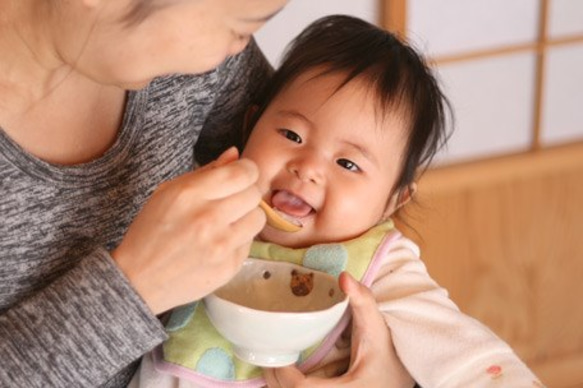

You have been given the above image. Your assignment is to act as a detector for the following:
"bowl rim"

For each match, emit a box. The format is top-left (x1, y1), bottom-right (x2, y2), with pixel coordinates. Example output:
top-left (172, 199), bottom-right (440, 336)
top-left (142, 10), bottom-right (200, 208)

top-left (207, 259), bottom-right (349, 315)
top-left (203, 291), bottom-right (349, 317)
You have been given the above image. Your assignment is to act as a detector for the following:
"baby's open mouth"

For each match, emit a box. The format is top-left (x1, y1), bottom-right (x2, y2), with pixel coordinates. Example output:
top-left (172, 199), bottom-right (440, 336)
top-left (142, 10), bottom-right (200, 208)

top-left (270, 190), bottom-right (314, 226)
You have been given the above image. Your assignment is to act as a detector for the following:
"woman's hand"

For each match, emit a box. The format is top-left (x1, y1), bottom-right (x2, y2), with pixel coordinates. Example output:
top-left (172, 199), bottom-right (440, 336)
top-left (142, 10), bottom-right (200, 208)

top-left (264, 272), bottom-right (414, 388)
top-left (112, 147), bottom-right (266, 315)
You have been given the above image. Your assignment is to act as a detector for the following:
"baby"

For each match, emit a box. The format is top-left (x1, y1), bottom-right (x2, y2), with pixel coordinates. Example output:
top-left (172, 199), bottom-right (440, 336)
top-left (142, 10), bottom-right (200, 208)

top-left (132, 15), bottom-right (542, 388)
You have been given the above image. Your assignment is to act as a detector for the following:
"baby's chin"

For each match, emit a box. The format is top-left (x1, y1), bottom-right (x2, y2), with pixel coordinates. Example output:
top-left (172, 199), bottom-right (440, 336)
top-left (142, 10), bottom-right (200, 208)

top-left (256, 222), bottom-right (377, 249)
top-left (256, 227), bottom-right (314, 249)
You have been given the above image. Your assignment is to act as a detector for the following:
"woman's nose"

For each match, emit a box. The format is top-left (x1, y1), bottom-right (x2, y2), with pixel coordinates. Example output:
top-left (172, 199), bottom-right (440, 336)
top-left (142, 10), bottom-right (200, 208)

top-left (228, 35), bottom-right (251, 56)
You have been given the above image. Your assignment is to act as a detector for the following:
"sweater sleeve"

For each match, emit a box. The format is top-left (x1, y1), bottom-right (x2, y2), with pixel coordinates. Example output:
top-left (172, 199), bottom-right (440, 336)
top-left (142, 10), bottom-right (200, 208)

top-left (0, 248), bottom-right (167, 388)
top-left (0, 38), bottom-right (272, 388)
top-left (372, 236), bottom-right (543, 388)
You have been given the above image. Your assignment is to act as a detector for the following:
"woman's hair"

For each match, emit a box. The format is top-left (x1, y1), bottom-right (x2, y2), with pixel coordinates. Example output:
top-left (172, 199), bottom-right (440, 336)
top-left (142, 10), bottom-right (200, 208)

top-left (245, 15), bottom-right (452, 196)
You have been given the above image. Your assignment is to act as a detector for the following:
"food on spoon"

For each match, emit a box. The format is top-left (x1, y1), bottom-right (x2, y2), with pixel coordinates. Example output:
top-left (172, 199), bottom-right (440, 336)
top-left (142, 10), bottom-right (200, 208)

top-left (259, 199), bottom-right (302, 233)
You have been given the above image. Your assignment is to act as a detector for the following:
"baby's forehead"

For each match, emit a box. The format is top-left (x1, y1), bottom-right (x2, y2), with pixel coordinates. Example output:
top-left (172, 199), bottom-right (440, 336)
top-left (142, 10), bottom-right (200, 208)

top-left (288, 67), bottom-right (411, 118)
top-left (277, 71), bottom-right (409, 146)
top-left (275, 70), bottom-right (408, 131)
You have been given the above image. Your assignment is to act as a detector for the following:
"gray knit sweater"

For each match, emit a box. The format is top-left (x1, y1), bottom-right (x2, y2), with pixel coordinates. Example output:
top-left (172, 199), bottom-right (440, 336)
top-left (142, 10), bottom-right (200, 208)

top-left (0, 41), bottom-right (270, 388)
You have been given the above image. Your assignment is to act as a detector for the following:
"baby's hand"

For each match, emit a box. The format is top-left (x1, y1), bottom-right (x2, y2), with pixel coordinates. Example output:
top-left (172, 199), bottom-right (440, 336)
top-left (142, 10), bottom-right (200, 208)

top-left (113, 147), bottom-right (266, 314)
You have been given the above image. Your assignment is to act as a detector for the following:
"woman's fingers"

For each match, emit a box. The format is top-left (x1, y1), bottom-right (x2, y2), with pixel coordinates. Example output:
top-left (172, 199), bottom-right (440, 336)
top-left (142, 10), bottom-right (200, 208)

top-left (196, 146), bottom-right (240, 171)
top-left (112, 150), bottom-right (266, 315)
top-left (264, 366), bottom-right (330, 388)
top-left (264, 366), bottom-right (302, 388)
top-left (178, 148), bottom-right (261, 202)
top-left (170, 157), bottom-right (259, 201)
top-left (207, 182), bottom-right (265, 228)
top-left (264, 365), bottom-right (361, 388)
top-left (263, 273), bottom-right (413, 388)
top-left (338, 272), bottom-right (387, 363)
top-left (213, 146), bottom-right (240, 167)
top-left (228, 198), bottom-right (267, 243)
top-left (341, 272), bottom-right (412, 386)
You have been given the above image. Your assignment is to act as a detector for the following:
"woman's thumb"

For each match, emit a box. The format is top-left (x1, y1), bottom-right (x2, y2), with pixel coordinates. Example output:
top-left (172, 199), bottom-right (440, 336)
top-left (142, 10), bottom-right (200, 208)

top-left (215, 146), bottom-right (240, 166)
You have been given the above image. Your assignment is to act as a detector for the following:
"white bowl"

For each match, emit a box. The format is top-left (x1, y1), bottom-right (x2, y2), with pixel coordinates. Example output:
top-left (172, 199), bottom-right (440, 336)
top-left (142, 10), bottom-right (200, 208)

top-left (203, 259), bottom-right (349, 367)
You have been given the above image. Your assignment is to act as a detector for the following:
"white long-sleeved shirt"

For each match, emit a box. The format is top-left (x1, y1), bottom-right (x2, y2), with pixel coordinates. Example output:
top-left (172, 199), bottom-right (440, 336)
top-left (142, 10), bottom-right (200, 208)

top-left (315, 234), bottom-right (542, 387)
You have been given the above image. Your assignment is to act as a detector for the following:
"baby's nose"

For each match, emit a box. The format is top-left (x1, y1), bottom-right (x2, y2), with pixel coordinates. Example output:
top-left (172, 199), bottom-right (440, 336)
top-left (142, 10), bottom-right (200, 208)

top-left (288, 156), bottom-right (325, 184)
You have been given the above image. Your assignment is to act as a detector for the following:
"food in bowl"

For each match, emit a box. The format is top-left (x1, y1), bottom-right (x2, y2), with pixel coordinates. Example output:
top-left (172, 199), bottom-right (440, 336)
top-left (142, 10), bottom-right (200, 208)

top-left (203, 259), bottom-right (348, 367)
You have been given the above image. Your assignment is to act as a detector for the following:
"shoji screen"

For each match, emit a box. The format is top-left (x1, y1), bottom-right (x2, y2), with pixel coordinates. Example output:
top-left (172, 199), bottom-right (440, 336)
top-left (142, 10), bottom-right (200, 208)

top-left (384, 0), bottom-right (583, 164)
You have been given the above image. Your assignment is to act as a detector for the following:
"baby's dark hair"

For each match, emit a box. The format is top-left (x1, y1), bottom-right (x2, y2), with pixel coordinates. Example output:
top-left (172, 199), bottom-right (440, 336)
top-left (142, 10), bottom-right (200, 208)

top-left (246, 15), bottom-right (452, 198)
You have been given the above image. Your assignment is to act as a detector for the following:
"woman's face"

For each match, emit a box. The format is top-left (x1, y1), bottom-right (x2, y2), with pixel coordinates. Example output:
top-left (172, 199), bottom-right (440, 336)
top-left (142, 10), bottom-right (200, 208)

top-left (58, 0), bottom-right (287, 89)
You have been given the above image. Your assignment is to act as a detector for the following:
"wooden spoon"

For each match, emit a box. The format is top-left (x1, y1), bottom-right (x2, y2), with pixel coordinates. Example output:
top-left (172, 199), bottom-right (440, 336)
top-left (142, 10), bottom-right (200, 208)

top-left (259, 199), bottom-right (302, 233)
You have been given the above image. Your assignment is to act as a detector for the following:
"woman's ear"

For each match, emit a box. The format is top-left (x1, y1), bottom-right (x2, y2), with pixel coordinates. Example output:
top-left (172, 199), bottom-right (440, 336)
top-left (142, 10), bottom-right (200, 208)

top-left (382, 183), bottom-right (417, 220)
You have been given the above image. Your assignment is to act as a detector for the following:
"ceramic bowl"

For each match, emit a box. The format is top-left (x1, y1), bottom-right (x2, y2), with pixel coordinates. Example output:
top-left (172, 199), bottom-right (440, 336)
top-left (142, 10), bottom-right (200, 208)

top-left (203, 259), bottom-right (348, 367)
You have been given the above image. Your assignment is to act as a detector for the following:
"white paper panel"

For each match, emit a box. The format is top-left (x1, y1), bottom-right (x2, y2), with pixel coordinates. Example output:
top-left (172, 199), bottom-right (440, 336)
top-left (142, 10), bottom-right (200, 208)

top-left (254, 0), bottom-right (378, 66)
top-left (434, 53), bottom-right (536, 164)
top-left (548, 0), bottom-right (583, 38)
top-left (408, 0), bottom-right (539, 57)
top-left (541, 44), bottom-right (583, 146)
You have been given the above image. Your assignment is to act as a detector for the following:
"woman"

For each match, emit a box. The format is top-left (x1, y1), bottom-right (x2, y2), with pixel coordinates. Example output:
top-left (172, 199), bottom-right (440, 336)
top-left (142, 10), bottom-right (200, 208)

top-left (0, 1), bottom-right (404, 387)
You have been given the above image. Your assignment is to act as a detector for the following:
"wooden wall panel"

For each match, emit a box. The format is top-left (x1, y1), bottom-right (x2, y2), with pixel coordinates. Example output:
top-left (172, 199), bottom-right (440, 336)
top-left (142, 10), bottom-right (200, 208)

top-left (396, 143), bottom-right (583, 387)
top-left (382, 0), bottom-right (407, 35)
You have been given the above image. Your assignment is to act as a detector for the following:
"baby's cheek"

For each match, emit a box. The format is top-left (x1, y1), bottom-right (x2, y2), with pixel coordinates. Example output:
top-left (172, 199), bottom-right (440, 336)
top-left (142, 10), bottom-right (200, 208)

top-left (328, 194), bottom-right (370, 224)
top-left (317, 207), bottom-right (369, 242)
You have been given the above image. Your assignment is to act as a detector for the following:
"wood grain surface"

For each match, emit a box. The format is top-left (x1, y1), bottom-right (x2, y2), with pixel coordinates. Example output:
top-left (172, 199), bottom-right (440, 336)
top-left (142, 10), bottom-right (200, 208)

top-left (396, 143), bottom-right (583, 387)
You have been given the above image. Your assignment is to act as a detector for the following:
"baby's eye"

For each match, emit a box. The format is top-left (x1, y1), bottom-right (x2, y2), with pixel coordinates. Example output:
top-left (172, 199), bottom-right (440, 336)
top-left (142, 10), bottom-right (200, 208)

top-left (279, 129), bottom-right (302, 144)
top-left (337, 158), bottom-right (360, 172)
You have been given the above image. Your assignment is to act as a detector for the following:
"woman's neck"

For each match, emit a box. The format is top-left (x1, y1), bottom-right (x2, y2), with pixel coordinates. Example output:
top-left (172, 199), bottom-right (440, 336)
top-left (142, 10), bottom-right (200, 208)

top-left (0, 0), bottom-right (66, 88)
top-left (0, 74), bottom-right (127, 166)
top-left (0, 1), bottom-right (127, 165)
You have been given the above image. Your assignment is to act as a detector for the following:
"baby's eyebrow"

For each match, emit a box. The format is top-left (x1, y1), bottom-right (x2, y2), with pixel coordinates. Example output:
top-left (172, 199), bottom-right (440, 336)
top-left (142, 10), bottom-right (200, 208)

top-left (276, 110), bottom-right (313, 127)
top-left (340, 139), bottom-right (377, 165)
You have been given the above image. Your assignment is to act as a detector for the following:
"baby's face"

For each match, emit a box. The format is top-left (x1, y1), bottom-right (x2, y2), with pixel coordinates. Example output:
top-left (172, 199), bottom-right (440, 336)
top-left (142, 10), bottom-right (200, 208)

top-left (242, 70), bottom-right (408, 248)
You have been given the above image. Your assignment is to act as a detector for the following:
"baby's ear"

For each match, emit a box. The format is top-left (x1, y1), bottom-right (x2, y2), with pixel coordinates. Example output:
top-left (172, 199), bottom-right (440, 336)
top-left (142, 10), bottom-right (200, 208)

top-left (243, 105), bottom-right (260, 130)
top-left (240, 105), bottom-right (260, 151)
top-left (382, 183), bottom-right (417, 219)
